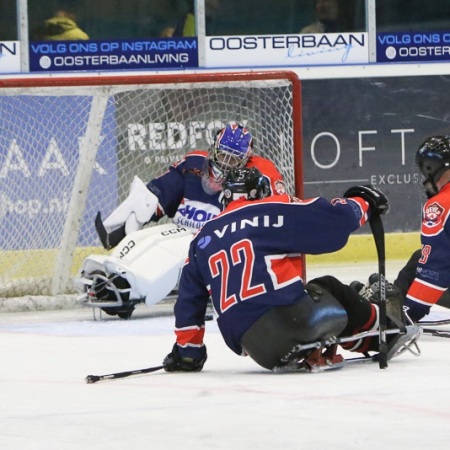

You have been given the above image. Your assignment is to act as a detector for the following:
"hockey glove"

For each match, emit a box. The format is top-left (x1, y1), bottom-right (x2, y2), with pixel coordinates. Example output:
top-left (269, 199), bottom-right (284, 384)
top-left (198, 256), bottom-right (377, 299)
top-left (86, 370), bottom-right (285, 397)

top-left (163, 343), bottom-right (207, 372)
top-left (343, 184), bottom-right (389, 216)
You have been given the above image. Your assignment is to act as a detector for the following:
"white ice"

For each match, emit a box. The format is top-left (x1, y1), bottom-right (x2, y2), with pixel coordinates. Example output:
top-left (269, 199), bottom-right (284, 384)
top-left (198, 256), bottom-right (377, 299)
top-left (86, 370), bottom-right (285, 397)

top-left (1, 261), bottom-right (450, 450)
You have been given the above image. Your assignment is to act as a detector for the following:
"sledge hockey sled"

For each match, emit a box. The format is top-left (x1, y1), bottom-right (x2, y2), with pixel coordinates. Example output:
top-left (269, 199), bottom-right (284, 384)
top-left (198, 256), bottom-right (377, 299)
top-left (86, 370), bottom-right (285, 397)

top-left (74, 222), bottom-right (195, 319)
top-left (274, 324), bottom-right (422, 373)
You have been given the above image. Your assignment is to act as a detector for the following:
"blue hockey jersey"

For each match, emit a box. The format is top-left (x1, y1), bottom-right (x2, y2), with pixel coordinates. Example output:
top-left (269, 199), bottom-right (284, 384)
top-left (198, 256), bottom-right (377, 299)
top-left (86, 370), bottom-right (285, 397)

top-left (173, 193), bottom-right (370, 357)
top-left (405, 182), bottom-right (450, 320)
top-left (147, 150), bottom-right (285, 230)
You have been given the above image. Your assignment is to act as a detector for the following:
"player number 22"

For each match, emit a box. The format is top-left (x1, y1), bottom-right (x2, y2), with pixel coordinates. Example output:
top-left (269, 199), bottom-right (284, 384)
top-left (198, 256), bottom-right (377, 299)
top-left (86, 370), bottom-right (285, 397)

top-left (209, 239), bottom-right (266, 313)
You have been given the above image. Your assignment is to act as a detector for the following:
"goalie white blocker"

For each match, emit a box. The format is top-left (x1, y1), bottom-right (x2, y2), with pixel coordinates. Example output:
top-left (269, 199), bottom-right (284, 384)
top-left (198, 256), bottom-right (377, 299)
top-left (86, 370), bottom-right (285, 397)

top-left (95, 176), bottom-right (160, 251)
top-left (76, 122), bottom-right (286, 318)
top-left (163, 168), bottom-right (420, 373)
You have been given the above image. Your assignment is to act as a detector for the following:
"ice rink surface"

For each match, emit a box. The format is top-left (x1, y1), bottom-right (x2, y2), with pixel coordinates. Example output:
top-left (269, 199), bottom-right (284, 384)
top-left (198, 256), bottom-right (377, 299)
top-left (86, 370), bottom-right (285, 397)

top-left (2, 261), bottom-right (450, 450)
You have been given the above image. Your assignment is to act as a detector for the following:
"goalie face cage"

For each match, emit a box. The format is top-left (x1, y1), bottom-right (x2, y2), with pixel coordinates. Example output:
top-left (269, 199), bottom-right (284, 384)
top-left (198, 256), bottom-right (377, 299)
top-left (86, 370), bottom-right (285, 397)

top-left (0, 71), bottom-right (302, 297)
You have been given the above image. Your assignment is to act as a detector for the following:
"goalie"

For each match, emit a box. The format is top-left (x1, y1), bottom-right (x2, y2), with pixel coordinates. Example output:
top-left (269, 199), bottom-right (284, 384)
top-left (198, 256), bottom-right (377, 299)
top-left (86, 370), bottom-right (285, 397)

top-left (162, 168), bottom-right (419, 373)
top-left (76, 122), bottom-right (286, 318)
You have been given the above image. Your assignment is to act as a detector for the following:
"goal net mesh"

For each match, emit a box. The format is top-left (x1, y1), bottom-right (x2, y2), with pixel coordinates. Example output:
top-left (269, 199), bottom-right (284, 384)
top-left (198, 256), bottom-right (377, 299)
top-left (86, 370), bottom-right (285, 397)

top-left (0, 71), bottom-right (302, 298)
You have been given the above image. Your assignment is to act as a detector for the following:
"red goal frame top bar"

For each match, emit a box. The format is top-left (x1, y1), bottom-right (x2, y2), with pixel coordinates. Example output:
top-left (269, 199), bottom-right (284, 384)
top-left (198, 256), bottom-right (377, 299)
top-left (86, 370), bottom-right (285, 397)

top-left (0, 70), bottom-right (302, 199)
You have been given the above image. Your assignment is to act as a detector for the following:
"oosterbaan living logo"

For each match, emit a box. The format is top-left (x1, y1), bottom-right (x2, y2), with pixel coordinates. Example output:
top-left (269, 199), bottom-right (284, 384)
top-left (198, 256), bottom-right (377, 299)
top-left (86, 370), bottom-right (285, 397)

top-left (30, 38), bottom-right (198, 71)
top-left (206, 33), bottom-right (369, 67)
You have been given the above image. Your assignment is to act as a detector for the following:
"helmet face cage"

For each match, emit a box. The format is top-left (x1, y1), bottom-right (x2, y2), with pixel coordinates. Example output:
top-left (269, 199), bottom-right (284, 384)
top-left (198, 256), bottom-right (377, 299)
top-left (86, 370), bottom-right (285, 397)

top-left (415, 135), bottom-right (450, 197)
top-left (211, 123), bottom-right (253, 174)
top-left (201, 156), bottom-right (225, 195)
top-left (222, 167), bottom-right (270, 207)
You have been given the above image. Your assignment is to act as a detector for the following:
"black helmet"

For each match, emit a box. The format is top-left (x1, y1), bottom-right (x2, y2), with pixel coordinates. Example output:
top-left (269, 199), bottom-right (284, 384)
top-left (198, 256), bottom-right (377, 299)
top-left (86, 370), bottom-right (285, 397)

top-left (222, 167), bottom-right (270, 207)
top-left (415, 135), bottom-right (450, 197)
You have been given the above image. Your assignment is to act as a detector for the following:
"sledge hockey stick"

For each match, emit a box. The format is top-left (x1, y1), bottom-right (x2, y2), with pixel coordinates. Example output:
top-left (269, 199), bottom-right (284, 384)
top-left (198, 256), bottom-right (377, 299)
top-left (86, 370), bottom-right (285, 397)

top-left (417, 316), bottom-right (450, 337)
top-left (420, 318), bottom-right (450, 338)
top-left (421, 328), bottom-right (450, 338)
top-left (369, 212), bottom-right (388, 369)
top-left (419, 318), bottom-right (450, 326)
top-left (85, 365), bottom-right (164, 384)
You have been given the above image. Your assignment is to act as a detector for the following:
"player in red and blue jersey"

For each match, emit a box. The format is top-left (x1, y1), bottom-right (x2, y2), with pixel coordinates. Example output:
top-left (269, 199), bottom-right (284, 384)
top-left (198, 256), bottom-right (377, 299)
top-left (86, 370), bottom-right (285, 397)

top-left (162, 168), bottom-right (398, 372)
top-left (394, 136), bottom-right (450, 322)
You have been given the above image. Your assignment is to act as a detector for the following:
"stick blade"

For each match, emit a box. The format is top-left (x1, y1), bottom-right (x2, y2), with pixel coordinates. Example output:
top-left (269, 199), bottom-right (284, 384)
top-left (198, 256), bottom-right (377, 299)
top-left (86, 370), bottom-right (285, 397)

top-left (378, 355), bottom-right (388, 369)
top-left (85, 375), bottom-right (100, 384)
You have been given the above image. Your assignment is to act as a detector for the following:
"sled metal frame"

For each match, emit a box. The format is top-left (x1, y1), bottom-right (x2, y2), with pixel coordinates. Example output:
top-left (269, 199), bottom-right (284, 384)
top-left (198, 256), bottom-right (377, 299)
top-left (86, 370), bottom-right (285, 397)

top-left (274, 324), bottom-right (422, 373)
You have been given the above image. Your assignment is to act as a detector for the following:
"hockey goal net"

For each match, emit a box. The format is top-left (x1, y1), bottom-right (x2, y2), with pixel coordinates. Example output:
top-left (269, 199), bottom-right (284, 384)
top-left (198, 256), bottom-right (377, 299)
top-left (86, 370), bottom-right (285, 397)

top-left (0, 70), bottom-right (302, 300)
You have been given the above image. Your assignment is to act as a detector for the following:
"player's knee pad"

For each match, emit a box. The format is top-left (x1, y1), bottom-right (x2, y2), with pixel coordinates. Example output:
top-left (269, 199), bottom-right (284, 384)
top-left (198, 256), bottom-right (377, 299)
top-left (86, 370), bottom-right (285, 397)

top-left (241, 288), bottom-right (348, 370)
top-left (296, 283), bottom-right (348, 341)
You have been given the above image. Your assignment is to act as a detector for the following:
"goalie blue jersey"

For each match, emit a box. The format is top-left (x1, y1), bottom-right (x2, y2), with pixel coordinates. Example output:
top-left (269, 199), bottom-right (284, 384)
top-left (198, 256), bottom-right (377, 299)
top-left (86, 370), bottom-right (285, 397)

top-left (174, 193), bottom-right (370, 356)
top-left (147, 150), bottom-right (285, 230)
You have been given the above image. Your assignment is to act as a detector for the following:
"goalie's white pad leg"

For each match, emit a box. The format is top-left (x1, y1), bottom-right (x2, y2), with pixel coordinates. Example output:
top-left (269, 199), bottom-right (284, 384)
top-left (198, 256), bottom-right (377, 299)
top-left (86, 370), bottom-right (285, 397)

top-left (103, 175), bottom-right (159, 234)
top-left (103, 224), bottom-right (195, 306)
top-left (77, 223), bottom-right (195, 317)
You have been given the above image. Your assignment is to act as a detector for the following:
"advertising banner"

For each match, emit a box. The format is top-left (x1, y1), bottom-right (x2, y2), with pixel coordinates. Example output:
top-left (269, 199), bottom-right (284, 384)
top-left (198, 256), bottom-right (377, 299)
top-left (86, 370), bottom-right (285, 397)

top-left (29, 38), bottom-right (198, 72)
top-left (301, 76), bottom-right (450, 233)
top-left (0, 41), bottom-right (21, 73)
top-left (206, 33), bottom-right (369, 67)
top-left (0, 97), bottom-right (118, 249)
top-left (377, 31), bottom-right (450, 63)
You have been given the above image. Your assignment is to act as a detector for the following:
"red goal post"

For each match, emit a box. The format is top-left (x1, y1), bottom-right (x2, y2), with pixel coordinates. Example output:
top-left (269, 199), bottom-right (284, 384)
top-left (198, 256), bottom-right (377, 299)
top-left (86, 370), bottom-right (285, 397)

top-left (0, 70), bottom-right (303, 299)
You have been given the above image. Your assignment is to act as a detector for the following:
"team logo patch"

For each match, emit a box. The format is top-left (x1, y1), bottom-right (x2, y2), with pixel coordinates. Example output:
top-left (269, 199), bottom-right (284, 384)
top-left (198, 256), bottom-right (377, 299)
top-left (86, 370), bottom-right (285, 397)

top-left (198, 235), bottom-right (212, 249)
top-left (423, 201), bottom-right (445, 228)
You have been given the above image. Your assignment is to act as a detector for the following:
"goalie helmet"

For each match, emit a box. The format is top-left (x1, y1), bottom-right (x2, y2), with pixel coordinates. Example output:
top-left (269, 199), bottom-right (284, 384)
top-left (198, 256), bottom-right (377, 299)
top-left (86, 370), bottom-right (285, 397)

top-left (415, 135), bottom-right (450, 197)
top-left (212, 123), bottom-right (253, 170)
top-left (222, 167), bottom-right (270, 207)
top-left (202, 123), bottom-right (253, 194)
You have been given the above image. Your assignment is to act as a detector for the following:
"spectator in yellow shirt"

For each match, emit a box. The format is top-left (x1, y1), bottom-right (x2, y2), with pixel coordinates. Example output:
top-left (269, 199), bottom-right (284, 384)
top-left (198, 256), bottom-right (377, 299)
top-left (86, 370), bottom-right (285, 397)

top-left (34, 10), bottom-right (89, 41)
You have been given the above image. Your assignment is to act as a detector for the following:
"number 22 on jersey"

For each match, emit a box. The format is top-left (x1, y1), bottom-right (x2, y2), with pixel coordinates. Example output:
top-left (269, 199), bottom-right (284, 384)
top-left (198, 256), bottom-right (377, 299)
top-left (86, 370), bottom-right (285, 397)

top-left (208, 239), bottom-right (266, 313)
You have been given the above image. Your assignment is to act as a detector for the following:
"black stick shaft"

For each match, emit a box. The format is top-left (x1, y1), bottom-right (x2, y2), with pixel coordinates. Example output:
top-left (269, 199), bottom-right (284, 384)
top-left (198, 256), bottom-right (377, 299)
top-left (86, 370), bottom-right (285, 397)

top-left (85, 365), bottom-right (164, 383)
top-left (419, 318), bottom-right (450, 326)
top-left (369, 213), bottom-right (388, 369)
top-left (422, 328), bottom-right (450, 338)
